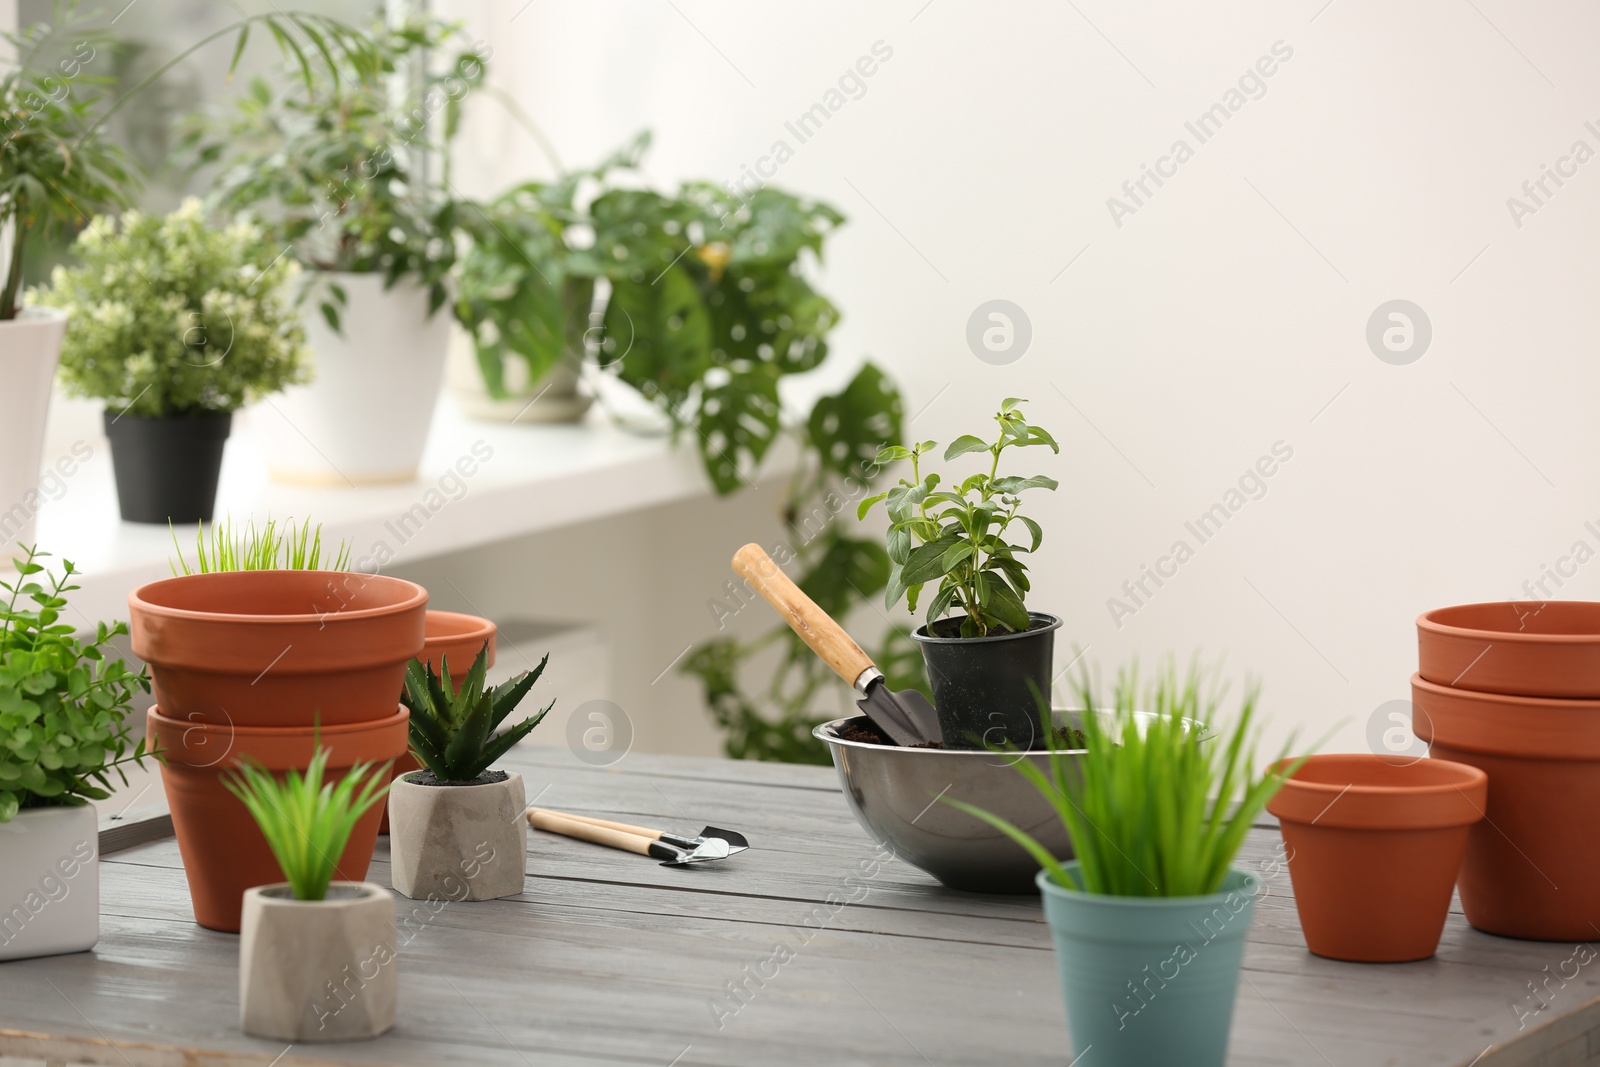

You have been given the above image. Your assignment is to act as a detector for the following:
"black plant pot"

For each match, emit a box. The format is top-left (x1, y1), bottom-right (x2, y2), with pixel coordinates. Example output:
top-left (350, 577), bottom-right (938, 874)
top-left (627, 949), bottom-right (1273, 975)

top-left (103, 410), bottom-right (231, 524)
top-left (912, 612), bottom-right (1063, 749)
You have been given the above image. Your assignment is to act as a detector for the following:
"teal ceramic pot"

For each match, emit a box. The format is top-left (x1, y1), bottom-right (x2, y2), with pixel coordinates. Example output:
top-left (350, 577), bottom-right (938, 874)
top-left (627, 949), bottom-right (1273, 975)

top-left (1037, 864), bottom-right (1260, 1066)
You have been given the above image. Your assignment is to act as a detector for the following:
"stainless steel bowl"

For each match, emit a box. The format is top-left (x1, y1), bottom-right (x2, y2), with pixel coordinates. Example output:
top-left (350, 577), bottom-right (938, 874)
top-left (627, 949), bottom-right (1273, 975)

top-left (816, 709), bottom-right (1189, 894)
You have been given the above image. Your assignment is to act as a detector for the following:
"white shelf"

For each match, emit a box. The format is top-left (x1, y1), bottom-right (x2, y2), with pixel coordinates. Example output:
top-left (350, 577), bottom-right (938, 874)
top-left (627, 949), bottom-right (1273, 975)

top-left (35, 396), bottom-right (725, 625)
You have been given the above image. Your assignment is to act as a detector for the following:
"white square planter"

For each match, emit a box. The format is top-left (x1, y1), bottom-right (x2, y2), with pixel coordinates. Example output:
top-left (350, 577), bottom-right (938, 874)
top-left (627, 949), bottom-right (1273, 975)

top-left (0, 806), bottom-right (100, 961)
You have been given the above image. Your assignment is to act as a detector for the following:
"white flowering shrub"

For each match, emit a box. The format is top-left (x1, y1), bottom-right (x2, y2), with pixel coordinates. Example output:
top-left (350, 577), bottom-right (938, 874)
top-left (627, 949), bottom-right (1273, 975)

top-left (32, 198), bottom-right (309, 418)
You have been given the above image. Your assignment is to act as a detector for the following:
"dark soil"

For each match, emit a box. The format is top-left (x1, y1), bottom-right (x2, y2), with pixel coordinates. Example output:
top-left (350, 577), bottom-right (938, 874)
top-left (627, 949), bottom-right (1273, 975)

top-left (405, 769), bottom-right (509, 787)
top-left (835, 718), bottom-right (1087, 751)
top-left (925, 614), bottom-right (1054, 640)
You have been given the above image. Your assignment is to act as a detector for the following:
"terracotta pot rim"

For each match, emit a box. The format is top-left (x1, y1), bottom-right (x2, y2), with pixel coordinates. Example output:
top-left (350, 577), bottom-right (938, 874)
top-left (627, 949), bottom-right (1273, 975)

top-left (1267, 754), bottom-right (1487, 829)
top-left (1411, 672), bottom-right (1600, 711)
top-left (148, 703), bottom-right (408, 738)
top-left (130, 571), bottom-right (428, 626)
top-left (1417, 602), bottom-right (1600, 646)
top-left (1270, 753), bottom-right (1487, 798)
top-left (424, 610), bottom-right (495, 643)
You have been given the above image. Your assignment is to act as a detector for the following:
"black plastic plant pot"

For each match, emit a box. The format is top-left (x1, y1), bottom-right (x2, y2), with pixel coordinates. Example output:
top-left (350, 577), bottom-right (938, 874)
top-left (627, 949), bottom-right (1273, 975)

top-left (102, 409), bottom-right (231, 524)
top-left (912, 612), bottom-right (1063, 749)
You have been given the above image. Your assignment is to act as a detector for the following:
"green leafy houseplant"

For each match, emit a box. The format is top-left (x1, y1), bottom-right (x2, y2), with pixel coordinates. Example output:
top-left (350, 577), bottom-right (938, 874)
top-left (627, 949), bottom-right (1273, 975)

top-left (222, 745), bottom-right (390, 902)
top-left (0, 547), bottom-right (151, 823)
top-left (401, 646), bottom-right (552, 783)
top-left (863, 399), bottom-right (1059, 638)
top-left (171, 516), bottom-right (351, 575)
top-left (35, 199), bottom-right (308, 418)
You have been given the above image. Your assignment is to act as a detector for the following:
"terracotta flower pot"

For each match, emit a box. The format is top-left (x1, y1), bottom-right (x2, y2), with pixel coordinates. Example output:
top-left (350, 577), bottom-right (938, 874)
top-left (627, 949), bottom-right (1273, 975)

top-left (1418, 601), bottom-right (1600, 698)
top-left (379, 611), bottom-right (496, 834)
top-left (1267, 754), bottom-right (1486, 962)
top-left (1411, 673), bottom-right (1600, 940)
top-left (129, 570), bottom-right (427, 727)
top-left (150, 705), bottom-right (409, 933)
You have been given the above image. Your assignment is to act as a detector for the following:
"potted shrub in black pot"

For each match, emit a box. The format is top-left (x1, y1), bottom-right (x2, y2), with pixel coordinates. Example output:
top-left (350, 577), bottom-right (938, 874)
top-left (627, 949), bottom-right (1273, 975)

top-left (36, 199), bottom-right (307, 523)
top-left (861, 399), bottom-right (1061, 747)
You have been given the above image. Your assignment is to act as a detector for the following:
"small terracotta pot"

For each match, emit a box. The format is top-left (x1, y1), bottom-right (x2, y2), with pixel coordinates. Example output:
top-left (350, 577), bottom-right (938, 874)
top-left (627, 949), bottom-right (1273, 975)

top-left (1418, 601), bottom-right (1600, 698)
top-left (379, 611), bottom-right (496, 834)
top-left (1411, 673), bottom-right (1600, 940)
top-left (1267, 754), bottom-right (1486, 962)
top-left (130, 570), bottom-right (427, 727)
top-left (150, 705), bottom-right (409, 933)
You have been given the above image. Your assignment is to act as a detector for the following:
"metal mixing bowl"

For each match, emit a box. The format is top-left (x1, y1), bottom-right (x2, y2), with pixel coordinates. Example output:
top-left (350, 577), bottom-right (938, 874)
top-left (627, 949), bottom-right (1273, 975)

top-left (815, 710), bottom-right (1181, 894)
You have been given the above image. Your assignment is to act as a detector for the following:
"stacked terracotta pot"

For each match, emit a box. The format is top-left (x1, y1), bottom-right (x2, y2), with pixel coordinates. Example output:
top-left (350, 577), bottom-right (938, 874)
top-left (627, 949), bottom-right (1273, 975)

top-left (1411, 602), bottom-right (1600, 941)
top-left (132, 571), bottom-right (428, 932)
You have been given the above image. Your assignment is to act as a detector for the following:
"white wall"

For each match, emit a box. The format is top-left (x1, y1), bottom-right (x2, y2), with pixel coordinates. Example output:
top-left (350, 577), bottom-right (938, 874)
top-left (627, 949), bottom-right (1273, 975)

top-left (437, 0), bottom-right (1600, 759)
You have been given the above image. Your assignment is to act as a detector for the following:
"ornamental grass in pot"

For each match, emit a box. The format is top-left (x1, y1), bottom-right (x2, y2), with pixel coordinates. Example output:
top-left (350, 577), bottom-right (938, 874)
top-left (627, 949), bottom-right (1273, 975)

top-left (952, 663), bottom-right (1302, 1066)
top-left (861, 399), bottom-right (1061, 747)
top-left (0, 548), bottom-right (151, 961)
top-left (388, 646), bottom-right (552, 901)
top-left (33, 200), bottom-right (307, 523)
top-left (226, 746), bottom-right (395, 1042)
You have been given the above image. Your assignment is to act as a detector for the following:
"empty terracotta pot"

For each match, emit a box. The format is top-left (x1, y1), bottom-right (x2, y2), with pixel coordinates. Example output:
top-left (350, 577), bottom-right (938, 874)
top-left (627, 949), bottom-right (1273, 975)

top-left (1268, 754), bottom-right (1485, 962)
top-left (150, 704), bottom-right (410, 932)
top-left (1418, 601), bottom-right (1600, 698)
top-left (130, 571), bottom-right (427, 727)
top-left (1411, 673), bottom-right (1600, 940)
top-left (379, 611), bottom-right (497, 833)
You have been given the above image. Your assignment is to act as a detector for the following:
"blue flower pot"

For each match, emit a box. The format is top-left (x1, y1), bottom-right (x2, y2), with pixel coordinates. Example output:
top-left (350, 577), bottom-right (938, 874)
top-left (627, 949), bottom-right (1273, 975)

top-left (1037, 864), bottom-right (1260, 1066)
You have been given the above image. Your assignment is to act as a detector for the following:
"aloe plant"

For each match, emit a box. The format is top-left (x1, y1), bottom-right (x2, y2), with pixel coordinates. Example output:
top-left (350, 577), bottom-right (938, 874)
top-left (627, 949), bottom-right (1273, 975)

top-left (402, 647), bottom-right (552, 784)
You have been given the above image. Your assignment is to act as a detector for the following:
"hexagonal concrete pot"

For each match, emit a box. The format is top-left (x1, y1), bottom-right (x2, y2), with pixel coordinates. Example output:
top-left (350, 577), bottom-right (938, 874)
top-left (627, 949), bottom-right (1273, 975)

top-left (388, 770), bottom-right (526, 901)
top-left (240, 881), bottom-right (396, 1042)
top-left (0, 805), bottom-right (99, 962)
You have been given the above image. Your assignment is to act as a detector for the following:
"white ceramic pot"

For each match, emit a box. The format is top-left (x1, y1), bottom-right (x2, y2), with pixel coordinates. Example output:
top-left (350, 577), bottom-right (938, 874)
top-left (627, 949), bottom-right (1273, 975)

top-left (240, 881), bottom-right (396, 1042)
top-left (444, 325), bottom-right (592, 424)
top-left (0, 308), bottom-right (66, 560)
top-left (0, 805), bottom-right (99, 962)
top-left (388, 769), bottom-right (527, 901)
top-left (251, 273), bottom-right (451, 485)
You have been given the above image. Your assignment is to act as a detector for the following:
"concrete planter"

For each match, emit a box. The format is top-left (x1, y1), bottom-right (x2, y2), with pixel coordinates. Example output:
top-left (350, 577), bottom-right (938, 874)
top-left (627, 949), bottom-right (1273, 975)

top-left (388, 770), bottom-right (527, 901)
top-left (0, 308), bottom-right (66, 561)
top-left (240, 882), bottom-right (395, 1042)
top-left (0, 806), bottom-right (99, 962)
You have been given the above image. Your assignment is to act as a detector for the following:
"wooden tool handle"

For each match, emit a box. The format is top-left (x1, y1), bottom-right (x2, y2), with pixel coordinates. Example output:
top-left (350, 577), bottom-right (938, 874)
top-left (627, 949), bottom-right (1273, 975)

top-left (732, 543), bottom-right (875, 687)
top-left (529, 808), bottom-right (662, 841)
top-left (527, 809), bottom-right (652, 856)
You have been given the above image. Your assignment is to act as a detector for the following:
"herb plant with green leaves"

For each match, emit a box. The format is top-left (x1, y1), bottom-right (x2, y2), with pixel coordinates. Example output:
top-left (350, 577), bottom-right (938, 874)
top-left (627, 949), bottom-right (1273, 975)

top-left (170, 517), bottom-right (352, 575)
top-left (402, 647), bottom-right (552, 783)
top-left (862, 399), bottom-right (1059, 638)
top-left (950, 663), bottom-right (1305, 897)
top-left (222, 745), bottom-right (390, 902)
top-left (0, 547), bottom-right (151, 823)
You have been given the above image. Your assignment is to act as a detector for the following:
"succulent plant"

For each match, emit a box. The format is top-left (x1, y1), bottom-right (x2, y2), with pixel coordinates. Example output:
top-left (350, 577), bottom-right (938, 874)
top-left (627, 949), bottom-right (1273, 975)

top-left (401, 646), bottom-right (552, 784)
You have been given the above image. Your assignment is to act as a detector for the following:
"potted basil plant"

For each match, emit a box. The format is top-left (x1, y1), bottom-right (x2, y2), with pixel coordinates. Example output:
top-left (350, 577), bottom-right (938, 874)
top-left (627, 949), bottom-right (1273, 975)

top-left (36, 200), bottom-right (307, 523)
top-left (389, 646), bottom-right (552, 901)
top-left (226, 745), bottom-right (394, 1042)
top-left (952, 664), bottom-right (1303, 1067)
top-left (860, 398), bottom-right (1061, 747)
top-left (0, 547), bottom-right (151, 961)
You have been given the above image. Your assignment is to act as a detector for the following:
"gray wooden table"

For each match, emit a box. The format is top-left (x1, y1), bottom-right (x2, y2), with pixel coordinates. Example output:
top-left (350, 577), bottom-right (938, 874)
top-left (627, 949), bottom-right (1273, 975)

top-left (1, 746), bottom-right (1596, 1067)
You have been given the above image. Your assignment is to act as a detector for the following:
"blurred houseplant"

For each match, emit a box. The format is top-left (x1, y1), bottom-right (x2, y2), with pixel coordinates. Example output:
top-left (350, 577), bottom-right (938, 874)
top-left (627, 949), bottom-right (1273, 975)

top-left (0, 547), bottom-right (150, 961)
top-left (226, 746), bottom-right (396, 1041)
top-left (192, 15), bottom-right (484, 484)
top-left (860, 399), bottom-right (1061, 747)
top-left (35, 199), bottom-right (307, 523)
top-left (951, 664), bottom-right (1301, 1067)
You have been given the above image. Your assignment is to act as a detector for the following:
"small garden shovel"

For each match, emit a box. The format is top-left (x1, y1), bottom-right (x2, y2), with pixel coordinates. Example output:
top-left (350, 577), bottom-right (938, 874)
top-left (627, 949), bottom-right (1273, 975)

top-left (527, 808), bottom-right (749, 856)
top-left (732, 543), bottom-right (941, 746)
top-left (526, 810), bottom-right (734, 867)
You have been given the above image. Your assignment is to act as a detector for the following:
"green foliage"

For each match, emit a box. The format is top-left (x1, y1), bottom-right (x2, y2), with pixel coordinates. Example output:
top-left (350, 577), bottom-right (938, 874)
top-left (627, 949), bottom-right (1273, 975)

top-left (401, 646), bottom-right (552, 783)
top-left (0, 547), bottom-right (151, 823)
top-left (190, 15), bottom-right (484, 324)
top-left (862, 399), bottom-right (1059, 637)
top-left (170, 516), bottom-right (351, 575)
top-left (34, 199), bottom-right (308, 417)
top-left (1, 2), bottom-right (376, 320)
top-left (221, 745), bottom-right (390, 902)
top-left (949, 662), bottom-right (1304, 897)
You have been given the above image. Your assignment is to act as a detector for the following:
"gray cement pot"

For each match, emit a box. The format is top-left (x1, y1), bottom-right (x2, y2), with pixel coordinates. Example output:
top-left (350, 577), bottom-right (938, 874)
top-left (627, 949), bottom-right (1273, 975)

top-left (388, 770), bottom-right (527, 901)
top-left (239, 882), bottom-right (395, 1042)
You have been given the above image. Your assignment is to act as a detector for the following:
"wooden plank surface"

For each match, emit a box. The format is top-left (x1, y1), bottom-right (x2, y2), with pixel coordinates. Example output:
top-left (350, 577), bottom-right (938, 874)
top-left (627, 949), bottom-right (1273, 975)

top-left (2, 747), bottom-right (1598, 1066)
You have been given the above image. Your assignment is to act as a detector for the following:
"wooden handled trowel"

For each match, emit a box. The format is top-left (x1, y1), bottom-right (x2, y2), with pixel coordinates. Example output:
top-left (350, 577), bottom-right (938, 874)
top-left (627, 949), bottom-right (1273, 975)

top-left (732, 543), bottom-right (941, 747)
